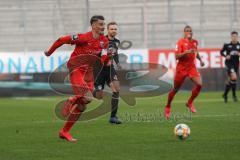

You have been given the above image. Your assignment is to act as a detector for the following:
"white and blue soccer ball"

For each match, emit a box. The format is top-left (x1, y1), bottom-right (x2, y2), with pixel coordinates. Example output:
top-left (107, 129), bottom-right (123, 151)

top-left (174, 124), bottom-right (190, 140)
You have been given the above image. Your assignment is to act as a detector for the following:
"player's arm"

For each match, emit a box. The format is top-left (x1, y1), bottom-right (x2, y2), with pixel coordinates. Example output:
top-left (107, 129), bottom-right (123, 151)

top-left (220, 44), bottom-right (227, 57)
top-left (113, 40), bottom-right (122, 69)
top-left (220, 44), bottom-right (230, 60)
top-left (44, 34), bottom-right (83, 57)
top-left (196, 51), bottom-right (205, 67)
top-left (113, 52), bottom-right (119, 64)
top-left (113, 53), bottom-right (122, 69)
top-left (113, 40), bottom-right (120, 65)
top-left (44, 35), bottom-right (73, 56)
top-left (100, 40), bottom-right (111, 65)
top-left (110, 45), bottom-right (122, 69)
top-left (193, 40), bottom-right (204, 66)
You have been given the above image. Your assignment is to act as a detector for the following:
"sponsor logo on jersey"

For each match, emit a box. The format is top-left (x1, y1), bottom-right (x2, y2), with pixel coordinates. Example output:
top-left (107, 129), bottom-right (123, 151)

top-left (115, 42), bottom-right (120, 47)
top-left (113, 75), bottom-right (118, 80)
top-left (100, 41), bottom-right (104, 48)
top-left (237, 45), bottom-right (240, 50)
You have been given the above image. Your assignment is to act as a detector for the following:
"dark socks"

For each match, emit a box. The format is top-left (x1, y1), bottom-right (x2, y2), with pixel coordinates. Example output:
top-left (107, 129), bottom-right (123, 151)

top-left (111, 92), bottom-right (119, 118)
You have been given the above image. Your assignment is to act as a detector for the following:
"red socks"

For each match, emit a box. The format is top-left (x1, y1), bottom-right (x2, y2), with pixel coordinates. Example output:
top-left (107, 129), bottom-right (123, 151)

top-left (166, 84), bottom-right (201, 108)
top-left (188, 84), bottom-right (202, 104)
top-left (62, 104), bottom-right (84, 133)
top-left (166, 89), bottom-right (177, 107)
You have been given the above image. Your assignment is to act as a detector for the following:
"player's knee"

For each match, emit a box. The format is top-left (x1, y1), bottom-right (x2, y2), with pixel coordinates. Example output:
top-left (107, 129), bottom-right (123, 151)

top-left (75, 94), bottom-right (92, 106)
top-left (113, 86), bottom-right (120, 92)
top-left (77, 104), bottom-right (86, 112)
top-left (173, 87), bottom-right (180, 93)
top-left (230, 75), bottom-right (237, 81)
top-left (116, 85), bottom-right (120, 92)
top-left (83, 91), bottom-right (93, 103)
top-left (93, 89), bottom-right (104, 99)
top-left (196, 84), bottom-right (202, 91)
top-left (112, 91), bottom-right (119, 98)
top-left (82, 96), bottom-right (93, 104)
top-left (197, 82), bottom-right (202, 87)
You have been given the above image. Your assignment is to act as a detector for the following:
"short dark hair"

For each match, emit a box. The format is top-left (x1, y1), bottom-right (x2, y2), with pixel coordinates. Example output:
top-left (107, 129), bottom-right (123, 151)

top-left (107, 21), bottom-right (118, 29)
top-left (184, 25), bottom-right (192, 32)
top-left (90, 15), bottom-right (105, 25)
top-left (231, 31), bottom-right (238, 35)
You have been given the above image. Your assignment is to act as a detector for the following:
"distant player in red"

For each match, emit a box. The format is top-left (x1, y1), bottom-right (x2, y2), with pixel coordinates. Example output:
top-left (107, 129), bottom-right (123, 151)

top-left (164, 25), bottom-right (205, 119)
top-left (44, 15), bottom-right (108, 142)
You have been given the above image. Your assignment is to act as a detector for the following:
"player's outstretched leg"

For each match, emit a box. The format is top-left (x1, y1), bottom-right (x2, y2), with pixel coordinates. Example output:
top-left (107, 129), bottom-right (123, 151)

top-left (59, 97), bottom-right (87, 142)
top-left (164, 89), bottom-right (177, 119)
top-left (186, 77), bottom-right (202, 113)
top-left (59, 104), bottom-right (81, 142)
top-left (164, 74), bottom-right (185, 119)
top-left (109, 81), bottom-right (121, 124)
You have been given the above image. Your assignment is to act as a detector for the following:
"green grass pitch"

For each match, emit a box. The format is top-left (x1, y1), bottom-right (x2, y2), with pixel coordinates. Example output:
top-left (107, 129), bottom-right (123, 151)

top-left (0, 91), bottom-right (240, 160)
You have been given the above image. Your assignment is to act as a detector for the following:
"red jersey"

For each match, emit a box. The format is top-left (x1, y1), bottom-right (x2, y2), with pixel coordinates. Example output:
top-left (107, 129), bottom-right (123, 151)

top-left (175, 38), bottom-right (198, 70)
top-left (46, 31), bottom-right (109, 70)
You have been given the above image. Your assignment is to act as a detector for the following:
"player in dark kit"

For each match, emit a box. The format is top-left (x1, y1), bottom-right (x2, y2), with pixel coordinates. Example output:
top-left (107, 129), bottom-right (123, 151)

top-left (94, 22), bottom-right (122, 124)
top-left (44, 15), bottom-right (108, 142)
top-left (220, 31), bottom-right (240, 103)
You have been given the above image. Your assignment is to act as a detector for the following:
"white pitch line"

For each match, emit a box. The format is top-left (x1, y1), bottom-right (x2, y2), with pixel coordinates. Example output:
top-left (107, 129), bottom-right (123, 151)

top-left (23, 113), bottom-right (240, 125)
top-left (172, 98), bottom-right (228, 103)
top-left (11, 97), bottom-right (56, 101)
top-left (193, 113), bottom-right (240, 118)
top-left (11, 97), bottom-right (227, 103)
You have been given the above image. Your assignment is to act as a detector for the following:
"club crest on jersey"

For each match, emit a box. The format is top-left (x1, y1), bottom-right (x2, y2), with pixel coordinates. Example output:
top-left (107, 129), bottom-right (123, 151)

top-left (113, 75), bottom-right (118, 80)
top-left (115, 42), bottom-right (120, 47)
top-left (237, 45), bottom-right (240, 50)
top-left (100, 41), bottom-right (104, 48)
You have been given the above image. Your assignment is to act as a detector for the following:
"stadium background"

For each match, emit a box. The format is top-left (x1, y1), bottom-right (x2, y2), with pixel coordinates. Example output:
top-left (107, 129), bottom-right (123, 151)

top-left (0, 0), bottom-right (239, 96)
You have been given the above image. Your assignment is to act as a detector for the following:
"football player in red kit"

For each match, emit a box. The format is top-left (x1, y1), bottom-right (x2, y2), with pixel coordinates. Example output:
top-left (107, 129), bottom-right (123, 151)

top-left (164, 25), bottom-right (205, 119)
top-left (44, 15), bottom-right (108, 142)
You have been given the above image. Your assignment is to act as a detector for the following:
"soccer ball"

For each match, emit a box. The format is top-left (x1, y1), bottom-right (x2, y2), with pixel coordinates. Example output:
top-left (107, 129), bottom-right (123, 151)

top-left (174, 124), bottom-right (190, 140)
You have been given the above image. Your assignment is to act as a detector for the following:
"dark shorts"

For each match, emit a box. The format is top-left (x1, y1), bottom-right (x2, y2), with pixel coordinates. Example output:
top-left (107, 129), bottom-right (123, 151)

top-left (225, 63), bottom-right (239, 75)
top-left (94, 66), bottom-right (118, 90)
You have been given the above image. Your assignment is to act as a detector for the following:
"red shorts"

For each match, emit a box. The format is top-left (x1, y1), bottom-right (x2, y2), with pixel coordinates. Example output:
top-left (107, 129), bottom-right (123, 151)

top-left (69, 67), bottom-right (94, 97)
top-left (174, 67), bottom-right (200, 87)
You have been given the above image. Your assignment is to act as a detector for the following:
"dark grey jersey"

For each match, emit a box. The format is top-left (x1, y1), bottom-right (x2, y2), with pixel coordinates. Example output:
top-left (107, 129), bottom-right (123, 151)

top-left (220, 42), bottom-right (240, 66)
top-left (107, 36), bottom-right (120, 64)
